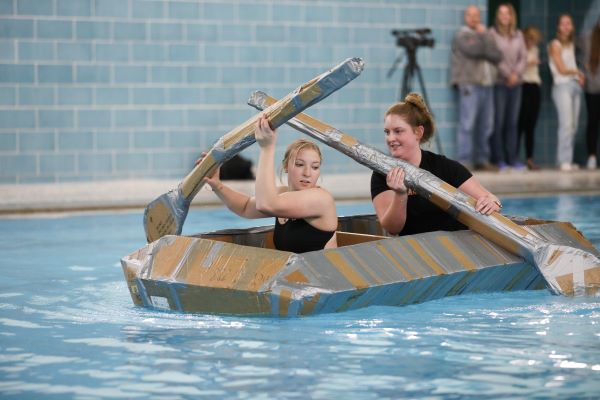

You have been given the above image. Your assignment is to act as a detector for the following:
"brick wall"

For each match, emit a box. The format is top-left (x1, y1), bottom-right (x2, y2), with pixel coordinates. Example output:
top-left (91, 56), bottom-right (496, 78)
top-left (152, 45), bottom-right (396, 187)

top-left (0, 0), bottom-right (597, 183)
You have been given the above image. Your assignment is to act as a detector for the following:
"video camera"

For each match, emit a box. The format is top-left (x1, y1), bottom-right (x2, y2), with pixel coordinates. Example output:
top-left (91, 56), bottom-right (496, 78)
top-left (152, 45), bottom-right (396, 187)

top-left (391, 28), bottom-right (435, 51)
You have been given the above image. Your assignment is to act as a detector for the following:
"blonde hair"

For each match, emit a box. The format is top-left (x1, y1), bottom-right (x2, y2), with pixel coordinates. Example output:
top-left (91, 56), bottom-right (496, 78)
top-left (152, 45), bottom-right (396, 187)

top-left (280, 139), bottom-right (322, 179)
top-left (523, 25), bottom-right (541, 44)
top-left (495, 3), bottom-right (517, 36)
top-left (385, 92), bottom-right (435, 144)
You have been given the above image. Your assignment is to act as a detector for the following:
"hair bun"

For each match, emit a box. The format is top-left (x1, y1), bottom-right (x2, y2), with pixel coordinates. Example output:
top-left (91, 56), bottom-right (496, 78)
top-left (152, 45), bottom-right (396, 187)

top-left (404, 92), bottom-right (427, 112)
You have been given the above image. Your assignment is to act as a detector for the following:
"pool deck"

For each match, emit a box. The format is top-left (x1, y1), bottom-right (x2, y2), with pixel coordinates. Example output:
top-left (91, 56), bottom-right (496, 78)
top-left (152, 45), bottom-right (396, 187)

top-left (1, 169), bottom-right (599, 214)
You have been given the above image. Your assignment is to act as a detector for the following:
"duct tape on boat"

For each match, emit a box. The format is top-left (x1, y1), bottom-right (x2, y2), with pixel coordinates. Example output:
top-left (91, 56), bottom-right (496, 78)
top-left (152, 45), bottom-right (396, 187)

top-left (202, 242), bottom-right (224, 269)
top-left (150, 296), bottom-right (170, 310)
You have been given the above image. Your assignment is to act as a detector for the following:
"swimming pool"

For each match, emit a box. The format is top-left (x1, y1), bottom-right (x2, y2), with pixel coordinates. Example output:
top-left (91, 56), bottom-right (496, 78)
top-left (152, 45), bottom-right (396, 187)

top-left (1, 195), bottom-right (599, 398)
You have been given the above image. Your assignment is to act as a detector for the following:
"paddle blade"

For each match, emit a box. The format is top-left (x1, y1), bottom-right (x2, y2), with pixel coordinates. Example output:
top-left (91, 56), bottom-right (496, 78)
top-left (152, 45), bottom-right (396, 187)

top-left (535, 244), bottom-right (600, 296)
top-left (143, 187), bottom-right (190, 243)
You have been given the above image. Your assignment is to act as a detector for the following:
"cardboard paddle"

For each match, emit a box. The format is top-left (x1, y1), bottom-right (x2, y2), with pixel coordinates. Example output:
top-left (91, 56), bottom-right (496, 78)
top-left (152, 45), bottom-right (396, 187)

top-left (248, 92), bottom-right (600, 297)
top-left (143, 58), bottom-right (365, 243)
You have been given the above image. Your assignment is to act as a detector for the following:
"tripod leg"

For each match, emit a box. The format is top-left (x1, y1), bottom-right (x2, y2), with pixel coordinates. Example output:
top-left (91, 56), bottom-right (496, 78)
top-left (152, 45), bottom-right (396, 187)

top-left (401, 65), bottom-right (413, 100)
top-left (414, 65), bottom-right (444, 155)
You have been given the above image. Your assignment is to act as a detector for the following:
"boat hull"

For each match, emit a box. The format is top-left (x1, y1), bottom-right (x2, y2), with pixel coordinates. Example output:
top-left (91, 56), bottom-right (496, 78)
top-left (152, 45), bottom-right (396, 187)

top-left (121, 215), bottom-right (599, 316)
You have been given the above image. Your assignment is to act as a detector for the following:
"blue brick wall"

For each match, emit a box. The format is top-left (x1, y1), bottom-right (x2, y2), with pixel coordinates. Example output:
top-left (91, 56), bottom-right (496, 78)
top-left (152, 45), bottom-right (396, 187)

top-left (0, 0), bottom-right (597, 183)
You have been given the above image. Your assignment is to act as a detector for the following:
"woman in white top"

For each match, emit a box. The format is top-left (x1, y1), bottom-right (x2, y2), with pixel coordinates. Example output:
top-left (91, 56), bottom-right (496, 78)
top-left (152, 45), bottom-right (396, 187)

top-left (518, 26), bottom-right (542, 170)
top-left (548, 14), bottom-right (586, 171)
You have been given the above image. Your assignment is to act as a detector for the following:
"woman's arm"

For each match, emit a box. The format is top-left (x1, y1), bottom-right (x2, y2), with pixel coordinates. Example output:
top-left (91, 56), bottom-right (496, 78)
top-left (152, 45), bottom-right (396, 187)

top-left (458, 176), bottom-right (502, 215)
top-left (373, 191), bottom-right (408, 235)
top-left (253, 115), bottom-right (337, 229)
top-left (208, 179), bottom-right (267, 219)
top-left (198, 154), bottom-right (267, 219)
top-left (549, 40), bottom-right (580, 76)
top-left (372, 167), bottom-right (409, 235)
top-left (514, 33), bottom-right (529, 76)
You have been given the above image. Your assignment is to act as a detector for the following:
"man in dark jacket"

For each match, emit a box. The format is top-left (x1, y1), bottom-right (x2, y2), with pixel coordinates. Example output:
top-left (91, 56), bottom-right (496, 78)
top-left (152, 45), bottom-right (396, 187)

top-left (451, 5), bottom-right (502, 171)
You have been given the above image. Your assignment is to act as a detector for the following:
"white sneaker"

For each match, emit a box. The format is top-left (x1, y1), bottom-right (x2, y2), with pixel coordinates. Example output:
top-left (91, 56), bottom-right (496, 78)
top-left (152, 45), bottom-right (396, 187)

top-left (560, 162), bottom-right (572, 172)
top-left (560, 162), bottom-right (579, 172)
top-left (587, 155), bottom-right (597, 170)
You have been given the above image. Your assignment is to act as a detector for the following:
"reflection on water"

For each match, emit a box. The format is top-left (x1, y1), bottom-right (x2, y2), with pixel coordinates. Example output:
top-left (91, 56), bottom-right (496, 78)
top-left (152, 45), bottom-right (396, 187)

top-left (0, 196), bottom-right (599, 399)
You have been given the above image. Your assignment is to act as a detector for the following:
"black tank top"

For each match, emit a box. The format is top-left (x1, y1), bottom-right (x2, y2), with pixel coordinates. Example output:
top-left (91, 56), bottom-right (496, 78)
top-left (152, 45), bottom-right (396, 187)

top-left (273, 218), bottom-right (335, 253)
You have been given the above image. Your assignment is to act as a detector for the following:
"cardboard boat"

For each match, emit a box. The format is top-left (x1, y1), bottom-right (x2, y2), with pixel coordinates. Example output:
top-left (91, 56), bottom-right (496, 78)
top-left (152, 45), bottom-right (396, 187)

top-left (121, 213), bottom-right (599, 317)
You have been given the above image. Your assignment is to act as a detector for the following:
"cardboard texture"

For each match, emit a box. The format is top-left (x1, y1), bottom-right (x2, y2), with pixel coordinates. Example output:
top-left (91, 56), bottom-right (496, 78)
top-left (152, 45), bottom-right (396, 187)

top-left (121, 215), bottom-right (599, 316)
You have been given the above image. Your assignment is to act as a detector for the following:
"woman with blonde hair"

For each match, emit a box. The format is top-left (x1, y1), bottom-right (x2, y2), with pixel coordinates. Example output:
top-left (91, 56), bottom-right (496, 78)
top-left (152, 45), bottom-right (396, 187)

top-left (489, 3), bottom-right (528, 171)
top-left (549, 13), bottom-right (585, 171)
top-left (581, 17), bottom-right (600, 169)
top-left (199, 115), bottom-right (337, 252)
top-left (371, 92), bottom-right (501, 236)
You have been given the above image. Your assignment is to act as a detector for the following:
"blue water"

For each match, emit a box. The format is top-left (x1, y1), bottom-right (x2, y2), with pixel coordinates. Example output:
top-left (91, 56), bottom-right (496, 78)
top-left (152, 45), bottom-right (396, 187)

top-left (1, 195), bottom-right (599, 399)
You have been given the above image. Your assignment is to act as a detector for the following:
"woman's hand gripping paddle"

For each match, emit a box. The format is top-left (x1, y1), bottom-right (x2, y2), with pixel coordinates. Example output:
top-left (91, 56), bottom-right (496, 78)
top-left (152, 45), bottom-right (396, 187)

top-left (143, 58), bottom-right (365, 243)
top-left (248, 92), bottom-right (600, 297)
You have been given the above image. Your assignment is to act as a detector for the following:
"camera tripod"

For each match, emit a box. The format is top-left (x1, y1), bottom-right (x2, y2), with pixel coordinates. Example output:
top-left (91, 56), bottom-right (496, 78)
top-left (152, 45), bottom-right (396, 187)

top-left (388, 47), bottom-right (444, 155)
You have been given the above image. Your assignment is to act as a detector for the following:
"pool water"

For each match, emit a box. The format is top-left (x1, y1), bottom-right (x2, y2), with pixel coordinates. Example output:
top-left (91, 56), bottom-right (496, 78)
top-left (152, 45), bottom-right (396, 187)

top-left (1, 195), bottom-right (599, 399)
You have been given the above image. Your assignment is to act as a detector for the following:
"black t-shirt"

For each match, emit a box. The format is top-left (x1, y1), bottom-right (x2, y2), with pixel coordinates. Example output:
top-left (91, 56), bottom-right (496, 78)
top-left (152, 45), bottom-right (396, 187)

top-left (370, 150), bottom-right (472, 235)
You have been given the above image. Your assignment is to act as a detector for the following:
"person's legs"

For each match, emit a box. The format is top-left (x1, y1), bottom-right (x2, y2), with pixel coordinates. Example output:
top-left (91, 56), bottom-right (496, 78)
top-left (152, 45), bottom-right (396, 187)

top-left (585, 92), bottom-right (600, 169)
top-left (491, 85), bottom-right (508, 166)
top-left (505, 85), bottom-right (523, 166)
top-left (456, 84), bottom-right (477, 164)
top-left (519, 83), bottom-right (540, 168)
top-left (526, 84), bottom-right (542, 160)
top-left (570, 81), bottom-right (582, 165)
top-left (517, 83), bottom-right (529, 157)
top-left (552, 83), bottom-right (574, 167)
top-left (474, 85), bottom-right (495, 166)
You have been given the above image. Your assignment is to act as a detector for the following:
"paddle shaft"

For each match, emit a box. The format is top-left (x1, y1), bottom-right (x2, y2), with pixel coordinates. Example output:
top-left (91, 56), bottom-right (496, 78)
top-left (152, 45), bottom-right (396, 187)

top-left (248, 92), bottom-right (600, 297)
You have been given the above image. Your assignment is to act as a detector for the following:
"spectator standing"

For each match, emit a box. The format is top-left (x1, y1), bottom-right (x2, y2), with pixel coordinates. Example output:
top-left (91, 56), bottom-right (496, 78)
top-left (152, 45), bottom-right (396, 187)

top-left (548, 13), bottom-right (585, 172)
top-left (489, 3), bottom-right (528, 171)
top-left (580, 17), bottom-right (600, 170)
top-left (451, 5), bottom-right (502, 171)
top-left (517, 26), bottom-right (543, 170)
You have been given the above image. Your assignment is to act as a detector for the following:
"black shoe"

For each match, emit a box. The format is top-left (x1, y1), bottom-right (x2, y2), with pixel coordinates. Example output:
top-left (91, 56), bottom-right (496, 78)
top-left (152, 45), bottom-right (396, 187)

top-left (527, 159), bottom-right (540, 170)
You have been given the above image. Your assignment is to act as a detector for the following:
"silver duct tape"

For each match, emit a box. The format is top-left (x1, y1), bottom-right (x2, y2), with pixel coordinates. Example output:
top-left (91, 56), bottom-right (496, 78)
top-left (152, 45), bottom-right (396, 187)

top-left (138, 235), bottom-right (180, 280)
top-left (143, 186), bottom-right (190, 236)
top-left (210, 134), bottom-right (256, 165)
top-left (248, 92), bottom-right (600, 297)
